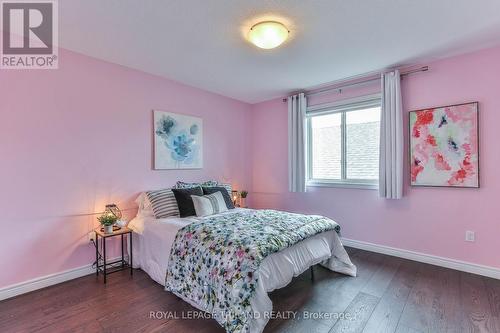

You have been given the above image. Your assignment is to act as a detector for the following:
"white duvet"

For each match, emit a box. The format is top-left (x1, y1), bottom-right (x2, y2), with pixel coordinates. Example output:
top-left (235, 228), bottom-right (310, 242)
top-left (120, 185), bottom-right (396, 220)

top-left (128, 208), bottom-right (356, 333)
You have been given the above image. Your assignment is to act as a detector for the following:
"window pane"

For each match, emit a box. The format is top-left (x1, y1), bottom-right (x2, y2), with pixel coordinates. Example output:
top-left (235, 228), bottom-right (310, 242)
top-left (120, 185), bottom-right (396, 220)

top-left (311, 113), bottom-right (341, 179)
top-left (346, 107), bottom-right (380, 180)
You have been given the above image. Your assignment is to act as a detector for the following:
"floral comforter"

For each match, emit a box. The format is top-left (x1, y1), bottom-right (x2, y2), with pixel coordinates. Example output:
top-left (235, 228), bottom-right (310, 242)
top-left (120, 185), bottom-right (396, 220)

top-left (164, 209), bottom-right (340, 333)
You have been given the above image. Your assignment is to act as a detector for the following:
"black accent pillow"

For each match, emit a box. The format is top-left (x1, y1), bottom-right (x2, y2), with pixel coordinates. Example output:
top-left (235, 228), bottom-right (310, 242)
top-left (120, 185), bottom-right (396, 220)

top-left (202, 186), bottom-right (235, 209)
top-left (171, 186), bottom-right (203, 217)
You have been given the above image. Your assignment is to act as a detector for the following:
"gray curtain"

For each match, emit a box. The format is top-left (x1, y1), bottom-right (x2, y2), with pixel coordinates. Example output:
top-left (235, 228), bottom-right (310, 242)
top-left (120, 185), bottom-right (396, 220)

top-left (379, 70), bottom-right (403, 199)
top-left (288, 93), bottom-right (307, 192)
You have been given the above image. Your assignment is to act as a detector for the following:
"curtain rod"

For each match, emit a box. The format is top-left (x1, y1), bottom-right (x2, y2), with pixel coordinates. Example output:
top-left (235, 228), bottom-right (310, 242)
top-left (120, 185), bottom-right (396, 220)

top-left (282, 66), bottom-right (429, 102)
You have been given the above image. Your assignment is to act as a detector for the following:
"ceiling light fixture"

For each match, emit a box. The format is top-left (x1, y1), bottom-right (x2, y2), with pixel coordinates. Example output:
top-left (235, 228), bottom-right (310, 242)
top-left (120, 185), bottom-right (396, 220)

top-left (248, 21), bottom-right (289, 49)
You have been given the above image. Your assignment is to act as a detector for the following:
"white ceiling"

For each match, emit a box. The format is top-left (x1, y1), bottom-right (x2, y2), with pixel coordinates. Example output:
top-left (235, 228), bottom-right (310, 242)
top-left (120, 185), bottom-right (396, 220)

top-left (59, 0), bottom-right (500, 104)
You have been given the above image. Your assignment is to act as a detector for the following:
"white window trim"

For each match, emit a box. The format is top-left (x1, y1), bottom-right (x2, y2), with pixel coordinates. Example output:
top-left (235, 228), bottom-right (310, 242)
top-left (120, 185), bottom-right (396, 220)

top-left (307, 180), bottom-right (378, 190)
top-left (306, 94), bottom-right (381, 190)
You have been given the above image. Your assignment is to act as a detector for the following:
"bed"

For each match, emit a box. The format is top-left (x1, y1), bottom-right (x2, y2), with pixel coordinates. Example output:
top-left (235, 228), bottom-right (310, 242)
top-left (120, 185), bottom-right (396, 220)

top-left (128, 206), bottom-right (356, 333)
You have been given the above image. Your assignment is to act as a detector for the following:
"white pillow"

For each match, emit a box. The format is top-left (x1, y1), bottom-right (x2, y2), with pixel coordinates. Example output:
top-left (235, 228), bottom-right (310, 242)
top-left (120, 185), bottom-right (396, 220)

top-left (191, 191), bottom-right (228, 217)
top-left (135, 192), bottom-right (154, 217)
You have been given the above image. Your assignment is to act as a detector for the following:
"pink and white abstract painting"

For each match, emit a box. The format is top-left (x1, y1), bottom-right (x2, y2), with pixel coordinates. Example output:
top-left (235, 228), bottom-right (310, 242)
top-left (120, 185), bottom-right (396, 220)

top-left (410, 102), bottom-right (479, 187)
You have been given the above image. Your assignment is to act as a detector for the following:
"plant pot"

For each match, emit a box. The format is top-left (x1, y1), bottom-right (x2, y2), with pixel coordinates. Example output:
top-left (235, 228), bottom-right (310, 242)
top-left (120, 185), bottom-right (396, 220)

top-left (103, 225), bottom-right (114, 234)
top-left (240, 198), bottom-right (246, 208)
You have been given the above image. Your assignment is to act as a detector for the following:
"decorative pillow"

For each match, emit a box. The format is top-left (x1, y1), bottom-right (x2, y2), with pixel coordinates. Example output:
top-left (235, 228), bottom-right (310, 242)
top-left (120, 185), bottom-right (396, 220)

top-left (219, 183), bottom-right (233, 199)
top-left (174, 180), bottom-right (218, 189)
top-left (202, 186), bottom-right (234, 209)
top-left (145, 189), bottom-right (180, 218)
top-left (171, 186), bottom-right (204, 217)
top-left (135, 192), bottom-right (154, 217)
top-left (191, 191), bottom-right (229, 217)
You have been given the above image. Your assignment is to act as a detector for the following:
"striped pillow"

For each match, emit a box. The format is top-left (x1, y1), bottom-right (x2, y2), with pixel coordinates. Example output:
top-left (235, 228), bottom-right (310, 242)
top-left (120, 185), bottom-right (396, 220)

top-left (202, 186), bottom-right (234, 209)
top-left (191, 191), bottom-right (228, 217)
top-left (145, 188), bottom-right (180, 218)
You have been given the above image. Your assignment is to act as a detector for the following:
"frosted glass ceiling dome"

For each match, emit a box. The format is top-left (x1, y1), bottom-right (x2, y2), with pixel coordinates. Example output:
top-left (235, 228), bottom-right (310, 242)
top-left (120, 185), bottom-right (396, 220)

top-left (248, 21), bottom-right (289, 49)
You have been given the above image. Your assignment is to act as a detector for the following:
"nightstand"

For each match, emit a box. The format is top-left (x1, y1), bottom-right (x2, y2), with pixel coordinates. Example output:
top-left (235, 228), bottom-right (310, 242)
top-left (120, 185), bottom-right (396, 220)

top-left (94, 227), bottom-right (133, 283)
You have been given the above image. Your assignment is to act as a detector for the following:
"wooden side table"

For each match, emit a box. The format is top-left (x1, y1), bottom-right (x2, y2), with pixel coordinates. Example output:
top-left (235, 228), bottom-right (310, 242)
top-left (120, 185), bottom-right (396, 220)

top-left (94, 227), bottom-right (133, 283)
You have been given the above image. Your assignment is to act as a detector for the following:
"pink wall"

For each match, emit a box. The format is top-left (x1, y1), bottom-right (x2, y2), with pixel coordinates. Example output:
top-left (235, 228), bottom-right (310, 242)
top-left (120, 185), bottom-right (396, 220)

top-left (0, 49), bottom-right (252, 288)
top-left (251, 46), bottom-right (500, 269)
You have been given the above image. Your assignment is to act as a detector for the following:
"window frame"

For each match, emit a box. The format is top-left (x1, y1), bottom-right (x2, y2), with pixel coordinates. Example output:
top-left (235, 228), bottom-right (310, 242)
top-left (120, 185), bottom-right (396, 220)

top-left (306, 94), bottom-right (381, 190)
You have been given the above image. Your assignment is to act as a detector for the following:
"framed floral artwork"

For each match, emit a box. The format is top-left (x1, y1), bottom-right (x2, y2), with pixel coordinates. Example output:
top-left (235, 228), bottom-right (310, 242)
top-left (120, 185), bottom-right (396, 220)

top-left (153, 110), bottom-right (203, 169)
top-left (409, 102), bottom-right (479, 188)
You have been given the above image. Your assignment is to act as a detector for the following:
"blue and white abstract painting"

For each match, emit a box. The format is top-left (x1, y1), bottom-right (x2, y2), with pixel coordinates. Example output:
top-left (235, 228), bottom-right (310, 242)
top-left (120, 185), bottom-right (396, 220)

top-left (153, 110), bottom-right (203, 169)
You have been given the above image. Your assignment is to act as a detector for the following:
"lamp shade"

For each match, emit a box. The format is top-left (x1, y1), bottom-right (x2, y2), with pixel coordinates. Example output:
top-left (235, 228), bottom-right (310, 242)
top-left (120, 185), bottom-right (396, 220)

top-left (104, 204), bottom-right (122, 219)
top-left (231, 190), bottom-right (239, 205)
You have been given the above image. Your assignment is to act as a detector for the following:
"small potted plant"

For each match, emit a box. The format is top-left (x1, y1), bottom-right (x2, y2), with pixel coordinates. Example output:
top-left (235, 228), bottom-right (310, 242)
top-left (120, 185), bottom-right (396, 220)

top-left (239, 190), bottom-right (248, 208)
top-left (98, 213), bottom-right (117, 234)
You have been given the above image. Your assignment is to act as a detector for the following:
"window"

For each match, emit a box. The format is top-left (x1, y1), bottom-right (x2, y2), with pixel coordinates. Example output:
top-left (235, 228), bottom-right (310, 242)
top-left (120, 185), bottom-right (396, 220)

top-left (307, 95), bottom-right (381, 189)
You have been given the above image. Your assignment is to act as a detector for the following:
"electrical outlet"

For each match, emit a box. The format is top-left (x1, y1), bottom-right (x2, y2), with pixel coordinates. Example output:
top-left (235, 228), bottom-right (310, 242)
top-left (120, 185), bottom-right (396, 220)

top-left (88, 231), bottom-right (96, 242)
top-left (465, 231), bottom-right (475, 242)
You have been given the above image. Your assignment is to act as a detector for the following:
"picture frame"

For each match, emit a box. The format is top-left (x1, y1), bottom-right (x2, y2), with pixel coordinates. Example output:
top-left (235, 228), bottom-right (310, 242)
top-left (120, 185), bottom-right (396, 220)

top-left (153, 110), bottom-right (203, 170)
top-left (409, 102), bottom-right (479, 188)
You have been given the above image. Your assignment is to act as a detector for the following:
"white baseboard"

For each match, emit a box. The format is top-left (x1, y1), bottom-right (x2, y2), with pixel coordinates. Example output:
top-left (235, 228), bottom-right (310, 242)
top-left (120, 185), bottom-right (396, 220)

top-left (0, 256), bottom-right (124, 301)
top-left (342, 238), bottom-right (500, 279)
top-left (0, 263), bottom-right (94, 301)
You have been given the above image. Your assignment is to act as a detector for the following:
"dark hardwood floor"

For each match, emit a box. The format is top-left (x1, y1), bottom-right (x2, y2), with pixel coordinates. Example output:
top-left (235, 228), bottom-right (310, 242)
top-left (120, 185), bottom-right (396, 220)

top-left (2, 247), bottom-right (500, 333)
